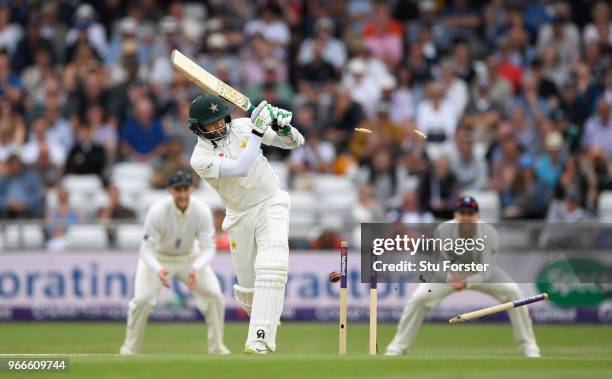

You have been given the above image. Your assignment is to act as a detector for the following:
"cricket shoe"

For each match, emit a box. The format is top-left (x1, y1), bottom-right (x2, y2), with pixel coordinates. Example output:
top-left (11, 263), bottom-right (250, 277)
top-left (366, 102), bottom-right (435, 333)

top-left (244, 341), bottom-right (271, 354)
top-left (119, 346), bottom-right (136, 356)
top-left (384, 346), bottom-right (405, 356)
top-left (209, 344), bottom-right (231, 355)
top-left (522, 346), bottom-right (541, 358)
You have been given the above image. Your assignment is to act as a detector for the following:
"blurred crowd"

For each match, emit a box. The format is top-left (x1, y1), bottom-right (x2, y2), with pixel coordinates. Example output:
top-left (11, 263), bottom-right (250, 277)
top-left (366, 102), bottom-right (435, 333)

top-left (1, 0), bottom-right (612, 249)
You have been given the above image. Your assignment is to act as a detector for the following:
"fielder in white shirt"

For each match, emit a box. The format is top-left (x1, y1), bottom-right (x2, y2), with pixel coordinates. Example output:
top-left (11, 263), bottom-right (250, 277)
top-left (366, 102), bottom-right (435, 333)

top-left (120, 171), bottom-right (230, 355)
top-left (189, 94), bottom-right (304, 354)
top-left (385, 196), bottom-right (541, 357)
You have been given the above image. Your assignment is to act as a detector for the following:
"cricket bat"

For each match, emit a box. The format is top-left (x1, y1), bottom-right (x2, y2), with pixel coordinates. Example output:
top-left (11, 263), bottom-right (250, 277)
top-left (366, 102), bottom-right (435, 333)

top-left (448, 293), bottom-right (548, 324)
top-left (171, 49), bottom-right (255, 112)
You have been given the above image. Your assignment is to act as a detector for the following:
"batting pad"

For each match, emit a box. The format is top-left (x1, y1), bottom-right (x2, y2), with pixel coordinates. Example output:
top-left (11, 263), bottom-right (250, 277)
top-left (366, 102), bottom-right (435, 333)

top-left (247, 241), bottom-right (288, 351)
top-left (233, 284), bottom-right (254, 315)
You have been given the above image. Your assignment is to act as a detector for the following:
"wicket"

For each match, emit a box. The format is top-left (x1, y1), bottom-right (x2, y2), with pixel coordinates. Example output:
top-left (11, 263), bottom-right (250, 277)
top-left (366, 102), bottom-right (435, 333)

top-left (338, 242), bottom-right (378, 355)
top-left (339, 241), bottom-right (348, 355)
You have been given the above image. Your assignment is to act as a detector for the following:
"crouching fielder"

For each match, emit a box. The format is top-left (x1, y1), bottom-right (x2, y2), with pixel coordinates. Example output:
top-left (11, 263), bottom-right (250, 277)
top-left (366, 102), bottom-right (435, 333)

top-left (189, 94), bottom-right (304, 354)
top-left (386, 196), bottom-right (541, 357)
top-left (120, 171), bottom-right (229, 355)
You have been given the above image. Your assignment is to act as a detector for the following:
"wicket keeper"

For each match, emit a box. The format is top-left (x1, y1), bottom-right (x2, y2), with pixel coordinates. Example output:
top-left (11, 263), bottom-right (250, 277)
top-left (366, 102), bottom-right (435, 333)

top-left (120, 171), bottom-right (230, 355)
top-left (385, 196), bottom-right (541, 357)
top-left (189, 95), bottom-right (304, 354)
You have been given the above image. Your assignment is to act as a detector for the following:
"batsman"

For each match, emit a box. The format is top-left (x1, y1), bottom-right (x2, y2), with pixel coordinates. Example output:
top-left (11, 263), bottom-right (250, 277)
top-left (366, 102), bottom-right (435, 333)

top-left (189, 94), bottom-right (304, 354)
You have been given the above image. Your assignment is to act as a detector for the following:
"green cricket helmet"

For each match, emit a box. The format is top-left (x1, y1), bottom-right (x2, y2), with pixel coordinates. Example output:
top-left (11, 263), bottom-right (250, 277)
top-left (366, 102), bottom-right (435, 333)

top-left (188, 94), bottom-right (232, 141)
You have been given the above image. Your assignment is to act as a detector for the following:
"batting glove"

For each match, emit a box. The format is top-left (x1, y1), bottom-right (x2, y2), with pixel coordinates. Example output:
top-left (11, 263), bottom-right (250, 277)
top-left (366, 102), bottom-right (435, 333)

top-left (272, 108), bottom-right (293, 136)
top-left (250, 101), bottom-right (274, 136)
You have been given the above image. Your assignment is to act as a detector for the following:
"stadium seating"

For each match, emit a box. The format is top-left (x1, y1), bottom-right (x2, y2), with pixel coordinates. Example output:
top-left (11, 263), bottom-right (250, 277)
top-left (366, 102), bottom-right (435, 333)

top-left (599, 191), bottom-right (612, 222)
top-left (3, 224), bottom-right (44, 250)
top-left (116, 224), bottom-right (144, 250)
top-left (66, 224), bottom-right (108, 251)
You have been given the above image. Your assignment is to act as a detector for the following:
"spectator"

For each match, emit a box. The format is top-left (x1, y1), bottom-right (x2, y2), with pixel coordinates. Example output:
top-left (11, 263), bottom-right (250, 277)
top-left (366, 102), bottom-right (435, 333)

top-left (586, 146), bottom-right (612, 193)
top-left (65, 124), bottom-right (107, 179)
top-left (350, 102), bottom-right (403, 161)
top-left (353, 184), bottom-right (385, 223)
top-left (536, 2), bottom-right (580, 66)
top-left (35, 143), bottom-right (62, 189)
top-left (0, 5), bottom-right (24, 58)
top-left (546, 190), bottom-right (590, 223)
top-left (341, 58), bottom-right (381, 119)
top-left (463, 76), bottom-right (503, 144)
top-left (450, 129), bottom-right (488, 191)
top-left (0, 113), bottom-right (25, 164)
top-left (387, 68), bottom-right (415, 124)
top-left (415, 82), bottom-right (458, 146)
top-left (298, 18), bottom-right (347, 70)
top-left (43, 93), bottom-right (74, 156)
top-left (482, 53), bottom-right (513, 110)
top-left (396, 191), bottom-right (434, 223)
top-left (406, 0), bottom-right (451, 53)
top-left (418, 155), bottom-right (458, 219)
top-left (21, 117), bottom-right (66, 167)
top-left (362, 1), bottom-right (404, 67)
top-left (296, 39), bottom-right (338, 95)
top-left (582, 1), bottom-right (612, 45)
top-left (440, 59), bottom-right (469, 117)
top-left (0, 154), bottom-right (44, 218)
top-left (451, 39), bottom-right (476, 84)
top-left (20, 45), bottom-right (56, 99)
top-left (150, 136), bottom-right (190, 189)
top-left (556, 155), bottom-right (598, 211)
top-left (120, 97), bottom-right (166, 162)
top-left (244, 4), bottom-right (289, 59)
top-left (536, 131), bottom-right (566, 193)
top-left (364, 149), bottom-right (401, 207)
top-left (11, 22), bottom-right (54, 75)
top-left (87, 104), bottom-right (118, 163)
top-left (581, 98), bottom-right (612, 159)
top-left (105, 17), bottom-right (147, 66)
top-left (98, 185), bottom-right (136, 248)
top-left (0, 50), bottom-right (25, 109)
top-left (65, 4), bottom-right (108, 60)
top-left (501, 155), bottom-right (549, 219)
top-left (491, 130), bottom-right (523, 193)
top-left (246, 59), bottom-right (293, 109)
top-left (406, 41), bottom-right (434, 85)
top-left (45, 188), bottom-right (79, 252)
top-left (288, 129), bottom-right (335, 175)
top-left (327, 87), bottom-right (364, 146)
top-left (440, 0), bottom-right (482, 48)
top-left (510, 72), bottom-right (550, 122)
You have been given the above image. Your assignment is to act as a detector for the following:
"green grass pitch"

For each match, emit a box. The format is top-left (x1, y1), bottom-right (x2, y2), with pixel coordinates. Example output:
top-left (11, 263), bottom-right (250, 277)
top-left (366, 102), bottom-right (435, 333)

top-left (1, 322), bottom-right (611, 379)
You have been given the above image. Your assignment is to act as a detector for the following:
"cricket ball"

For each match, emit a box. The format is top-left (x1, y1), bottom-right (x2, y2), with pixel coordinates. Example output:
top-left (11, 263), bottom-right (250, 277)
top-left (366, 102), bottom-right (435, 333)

top-left (329, 271), bottom-right (341, 283)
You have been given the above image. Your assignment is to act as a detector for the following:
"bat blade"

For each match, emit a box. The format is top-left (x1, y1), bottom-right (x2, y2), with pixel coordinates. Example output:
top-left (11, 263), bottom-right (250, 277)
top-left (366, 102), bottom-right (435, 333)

top-left (170, 49), bottom-right (253, 112)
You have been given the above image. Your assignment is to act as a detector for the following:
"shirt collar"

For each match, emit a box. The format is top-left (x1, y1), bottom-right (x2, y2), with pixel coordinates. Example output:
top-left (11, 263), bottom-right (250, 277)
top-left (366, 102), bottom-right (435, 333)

top-left (173, 200), bottom-right (190, 217)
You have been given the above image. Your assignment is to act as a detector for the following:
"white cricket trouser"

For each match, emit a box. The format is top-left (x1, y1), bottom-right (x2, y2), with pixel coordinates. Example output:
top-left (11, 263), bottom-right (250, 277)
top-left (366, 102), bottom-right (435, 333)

top-left (387, 270), bottom-right (540, 355)
top-left (223, 190), bottom-right (290, 351)
top-left (120, 253), bottom-right (226, 354)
